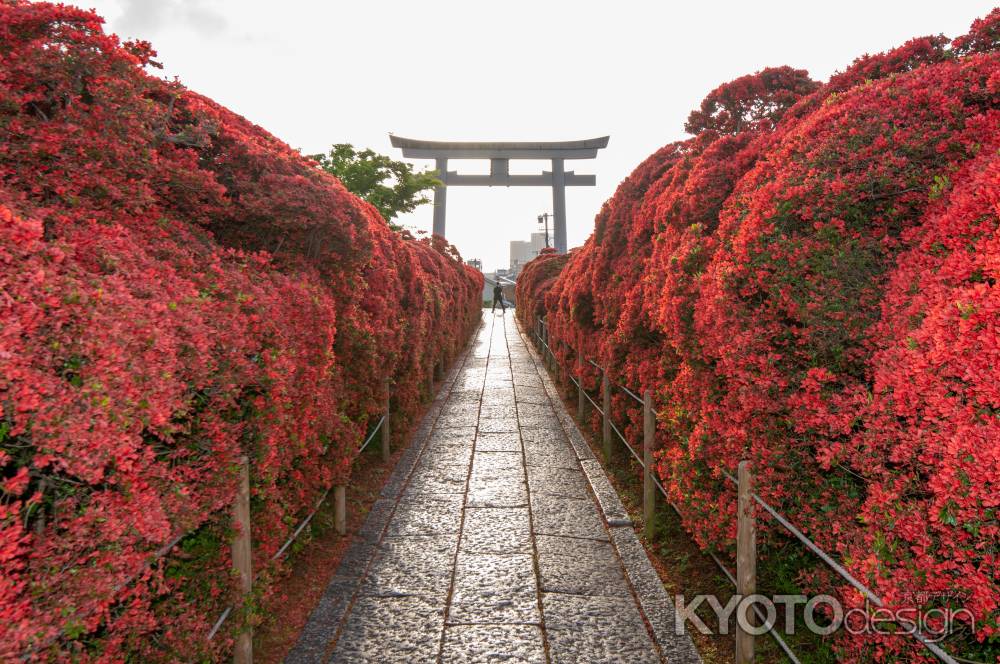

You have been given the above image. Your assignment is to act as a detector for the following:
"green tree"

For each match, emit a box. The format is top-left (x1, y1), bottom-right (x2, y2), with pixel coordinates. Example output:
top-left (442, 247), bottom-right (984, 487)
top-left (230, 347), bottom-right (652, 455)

top-left (310, 144), bottom-right (440, 224)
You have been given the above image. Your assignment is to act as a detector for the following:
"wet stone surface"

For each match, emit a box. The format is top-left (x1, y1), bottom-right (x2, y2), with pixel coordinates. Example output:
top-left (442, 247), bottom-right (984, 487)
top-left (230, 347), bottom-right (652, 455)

top-left (526, 465), bottom-right (590, 499)
top-left (329, 595), bottom-right (444, 663)
top-left (359, 535), bottom-right (456, 599)
top-left (465, 474), bottom-right (529, 508)
top-left (461, 507), bottom-right (532, 554)
top-left (449, 552), bottom-right (540, 624)
top-left (441, 624), bottom-right (546, 663)
top-left (535, 535), bottom-right (629, 597)
top-left (386, 493), bottom-right (463, 536)
top-left (523, 438), bottom-right (579, 470)
top-left (288, 312), bottom-right (700, 663)
top-left (474, 432), bottom-right (522, 452)
top-left (543, 594), bottom-right (661, 664)
top-left (531, 494), bottom-right (609, 541)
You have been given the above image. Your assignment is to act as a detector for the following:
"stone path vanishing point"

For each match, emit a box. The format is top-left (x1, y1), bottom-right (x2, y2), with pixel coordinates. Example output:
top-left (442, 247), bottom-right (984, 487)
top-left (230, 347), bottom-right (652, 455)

top-left (286, 311), bottom-right (702, 663)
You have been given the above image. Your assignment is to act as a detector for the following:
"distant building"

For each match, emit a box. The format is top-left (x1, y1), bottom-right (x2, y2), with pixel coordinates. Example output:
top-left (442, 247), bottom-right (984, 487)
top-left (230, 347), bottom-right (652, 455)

top-left (509, 232), bottom-right (549, 277)
top-left (466, 257), bottom-right (482, 271)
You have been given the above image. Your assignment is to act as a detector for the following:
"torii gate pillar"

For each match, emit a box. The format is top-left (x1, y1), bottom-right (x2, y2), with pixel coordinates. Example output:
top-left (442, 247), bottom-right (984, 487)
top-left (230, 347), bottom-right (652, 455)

top-left (390, 136), bottom-right (609, 254)
top-left (433, 157), bottom-right (447, 238)
top-left (551, 158), bottom-right (567, 253)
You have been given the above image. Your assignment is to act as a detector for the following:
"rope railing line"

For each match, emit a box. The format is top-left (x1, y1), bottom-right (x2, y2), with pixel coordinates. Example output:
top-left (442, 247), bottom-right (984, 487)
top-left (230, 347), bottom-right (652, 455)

top-left (619, 384), bottom-right (645, 406)
top-left (206, 606), bottom-right (233, 641)
top-left (718, 471), bottom-right (960, 664)
top-left (358, 415), bottom-right (385, 454)
top-left (719, 470), bottom-right (879, 604)
top-left (533, 321), bottom-right (645, 407)
top-left (528, 324), bottom-right (962, 664)
top-left (707, 552), bottom-right (803, 664)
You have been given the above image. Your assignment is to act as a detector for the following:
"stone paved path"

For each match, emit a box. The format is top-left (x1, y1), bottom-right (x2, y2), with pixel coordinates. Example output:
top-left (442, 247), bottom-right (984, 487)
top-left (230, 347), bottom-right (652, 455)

top-left (287, 312), bottom-right (702, 663)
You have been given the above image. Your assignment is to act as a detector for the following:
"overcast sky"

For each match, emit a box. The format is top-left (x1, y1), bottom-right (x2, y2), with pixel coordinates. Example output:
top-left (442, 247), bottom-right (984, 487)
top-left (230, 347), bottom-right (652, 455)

top-left (85, 0), bottom-right (995, 271)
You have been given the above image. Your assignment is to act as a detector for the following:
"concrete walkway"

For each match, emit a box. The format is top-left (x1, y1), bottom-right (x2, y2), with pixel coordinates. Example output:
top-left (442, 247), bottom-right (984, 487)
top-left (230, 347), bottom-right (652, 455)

top-left (287, 312), bottom-right (702, 663)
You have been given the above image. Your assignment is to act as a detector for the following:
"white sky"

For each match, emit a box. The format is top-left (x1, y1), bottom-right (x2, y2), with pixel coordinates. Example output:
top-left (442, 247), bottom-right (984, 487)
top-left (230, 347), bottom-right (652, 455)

top-left (86, 0), bottom-right (995, 271)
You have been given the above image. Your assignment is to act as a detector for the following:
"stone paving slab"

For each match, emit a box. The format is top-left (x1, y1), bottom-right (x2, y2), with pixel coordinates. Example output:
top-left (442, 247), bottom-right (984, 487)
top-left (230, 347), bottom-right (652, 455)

top-left (465, 474), bottom-right (529, 508)
top-left (359, 535), bottom-right (456, 599)
top-left (531, 494), bottom-right (610, 541)
top-left (405, 461), bottom-right (470, 494)
top-left (543, 593), bottom-right (660, 664)
top-left (355, 498), bottom-right (395, 543)
top-left (524, 445), bottom-right (579, 470)
top-left (473, 432), bottom-right (522, 452)
top-left (387, 493), bottom-right (464, 536)
top-left (287, 312), bottom-right (702, 663)
top-left (460, 507), bottom-right (532, 554)
top-left (536, 534), bottom-right (629, 597)
top-left (419, 444), bottom-right (474, 467)
top-left (477, 417), bottom-right (520, 433)
top-left (330, 595), bottom-right (445, 663)
top-left (525, 465), bottom-right (590, 499)
top-left (449, 552), bottom-right (540, 624)
top-left (441, 624), bottom-right (546, 663)
top-left (471, 450), bottom-right (523, 473)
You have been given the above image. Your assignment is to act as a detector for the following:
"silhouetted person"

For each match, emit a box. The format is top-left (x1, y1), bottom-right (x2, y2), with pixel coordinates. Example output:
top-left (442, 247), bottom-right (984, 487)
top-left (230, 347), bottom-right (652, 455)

top-left (492, 283), bottom-right (506, 313)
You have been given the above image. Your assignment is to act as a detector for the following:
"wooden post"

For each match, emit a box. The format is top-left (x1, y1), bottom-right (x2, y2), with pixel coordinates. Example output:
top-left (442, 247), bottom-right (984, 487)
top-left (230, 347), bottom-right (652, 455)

top-left (542, 324), bottom-right (549, 367)
top-left (642, 390), bottom-right (656, 539)
top-left (381, 379), bottom-right (391, 462)
top-left (434, 359), bottom-right (443, 381)
top-left (602, 372), bottom-right (612, 462)
top-left (334, 485), bottom-right (346, 535)
top-left (232, 456), bottom-right (252, 664)
top-left (544, 326), bottom-right (552, 370)
top-left (577, 367), bottom-right (586, 421)
top-left (736, 460), bottom-right (757, 664)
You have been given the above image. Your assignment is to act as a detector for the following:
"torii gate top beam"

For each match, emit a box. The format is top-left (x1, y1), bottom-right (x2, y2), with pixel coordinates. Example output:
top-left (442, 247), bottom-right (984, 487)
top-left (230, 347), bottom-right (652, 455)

top-left (389, 135), bottom-right (609, 160)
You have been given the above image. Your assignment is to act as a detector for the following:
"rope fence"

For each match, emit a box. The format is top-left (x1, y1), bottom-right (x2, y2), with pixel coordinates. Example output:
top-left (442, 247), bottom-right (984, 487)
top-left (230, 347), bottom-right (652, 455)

top-left (531, 316), bottom-right (961, 664)
top-left (204, 375), bottom-right (405, 662)
top-left (23, 354), bottom-right (452, 663)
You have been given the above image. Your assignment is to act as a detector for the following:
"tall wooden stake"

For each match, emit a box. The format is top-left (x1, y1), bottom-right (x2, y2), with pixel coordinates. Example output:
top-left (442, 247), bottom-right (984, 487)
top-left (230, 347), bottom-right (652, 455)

top-left (382, 379), bottom-right (391, 462)
top-left (232, 456), bottom-right (252, 664)
top-left (643, 390), bottom-right (656, 539)
top-left (602, 372), bottom-right (612, 462)
top-left (577, 368), bottom-right (586, 420)
top-left (334, 485), bottom-right (346, 535)
top-left (736, 460), bottom-right (757, 664)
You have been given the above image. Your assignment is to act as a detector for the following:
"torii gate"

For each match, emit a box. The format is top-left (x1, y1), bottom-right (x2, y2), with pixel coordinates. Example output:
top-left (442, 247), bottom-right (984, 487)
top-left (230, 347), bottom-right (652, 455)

top-left (389, 135), bottom-right (609, 254)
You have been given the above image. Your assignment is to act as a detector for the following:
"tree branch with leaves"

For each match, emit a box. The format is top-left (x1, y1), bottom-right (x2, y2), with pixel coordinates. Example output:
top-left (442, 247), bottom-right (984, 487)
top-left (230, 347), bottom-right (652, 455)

top-left (310, 143), bottom-right (440, 227)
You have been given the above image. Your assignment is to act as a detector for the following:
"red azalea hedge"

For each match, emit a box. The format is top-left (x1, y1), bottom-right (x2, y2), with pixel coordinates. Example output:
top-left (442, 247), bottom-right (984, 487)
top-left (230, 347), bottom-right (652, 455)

top-left (0, 2), bottom-right (482, 660)
top-left (518, 12), bottom-right (999, 662)
top-left (514, 247), bottom-right (567, 334)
